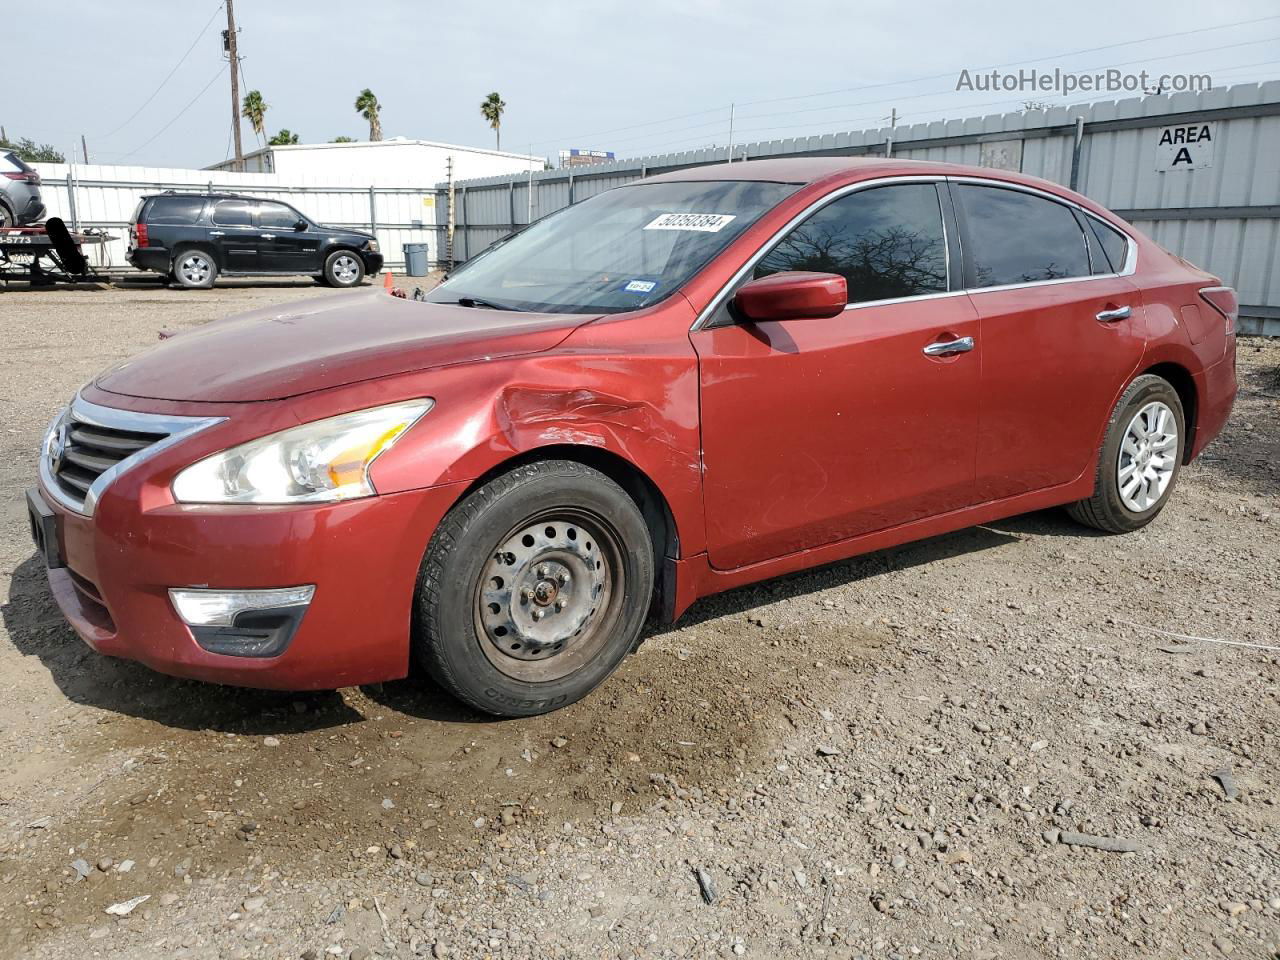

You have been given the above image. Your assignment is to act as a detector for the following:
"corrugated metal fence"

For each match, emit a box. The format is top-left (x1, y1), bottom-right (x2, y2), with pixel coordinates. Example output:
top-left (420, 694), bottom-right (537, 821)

top-left (34, 164), bottom-right (437, 272)
top-left (436, 81), bottom-right (1280, 335)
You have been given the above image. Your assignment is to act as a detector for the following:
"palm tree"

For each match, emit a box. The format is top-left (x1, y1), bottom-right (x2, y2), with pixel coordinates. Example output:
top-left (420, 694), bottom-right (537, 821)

top-left (355, 89), bottom-right (382, 142)
top-left (268, 129), bottom-right (300, 146)
top-left (241, 90), bottom-right (268, 146)
top-left (480, 92), bottom-right (505, 150)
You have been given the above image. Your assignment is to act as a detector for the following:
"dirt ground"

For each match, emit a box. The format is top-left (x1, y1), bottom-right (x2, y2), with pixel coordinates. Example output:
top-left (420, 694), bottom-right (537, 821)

top-left (0, 278), bottom-right (1277, 960)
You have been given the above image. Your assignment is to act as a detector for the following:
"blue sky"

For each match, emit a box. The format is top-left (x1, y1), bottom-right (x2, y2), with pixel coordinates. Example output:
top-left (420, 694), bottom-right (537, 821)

top-left (10, 0), bottom-right (1280, 168)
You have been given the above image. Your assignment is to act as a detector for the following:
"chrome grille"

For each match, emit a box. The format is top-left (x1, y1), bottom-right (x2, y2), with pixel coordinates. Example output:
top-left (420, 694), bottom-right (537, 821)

top-left (40, 395), bottom-right (226, 515)
top-left (53, 420), bottom-right (168, 504)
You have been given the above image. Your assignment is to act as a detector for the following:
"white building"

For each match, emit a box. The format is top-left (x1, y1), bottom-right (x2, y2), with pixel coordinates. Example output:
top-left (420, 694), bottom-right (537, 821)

top-left (206, 137), bottom-right (544, 183)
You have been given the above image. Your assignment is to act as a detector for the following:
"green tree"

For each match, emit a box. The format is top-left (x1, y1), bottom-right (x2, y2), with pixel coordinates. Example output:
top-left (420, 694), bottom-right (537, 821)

top-left (0, 137), bottom-right (64, 163)
top-left (330, 135), bottom-right (356, 143)
top-left (480, 92), bottom-right (506, 150)
top-left (354, 89), bottom-right (382, 142)
top-left (241, 90), bottom-right (269, 146)
top-left (268, 129), bottom-right (300, 146)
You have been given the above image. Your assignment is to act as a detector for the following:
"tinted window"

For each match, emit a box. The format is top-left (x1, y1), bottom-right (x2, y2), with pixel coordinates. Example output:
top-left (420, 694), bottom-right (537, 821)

top-left (211, 200), bottom-right (252, 226)
top-left (1087, 216), bottom-right (1129, 273)
top-left (144, 196), bottom-right (205, 224)
top-left (958, 185), bottom-right (1089, 287)
top-left (755, 184), bottom-right (947, 303)
top-left (259, 201), bottom-right (302, 229)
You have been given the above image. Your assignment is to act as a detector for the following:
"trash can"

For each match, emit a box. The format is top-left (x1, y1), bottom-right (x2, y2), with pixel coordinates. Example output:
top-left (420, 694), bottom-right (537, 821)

top-left (404, 242), bottom-right (430, 277)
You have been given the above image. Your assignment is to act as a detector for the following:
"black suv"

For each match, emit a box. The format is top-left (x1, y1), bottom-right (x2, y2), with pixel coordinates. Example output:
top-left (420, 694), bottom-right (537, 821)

top-left (127, 193), bottom-right (383, 289)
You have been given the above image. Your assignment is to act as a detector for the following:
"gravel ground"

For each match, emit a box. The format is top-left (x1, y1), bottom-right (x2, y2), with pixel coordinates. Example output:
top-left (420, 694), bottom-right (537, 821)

top-left (0, 280), bottom-right (1277, 960)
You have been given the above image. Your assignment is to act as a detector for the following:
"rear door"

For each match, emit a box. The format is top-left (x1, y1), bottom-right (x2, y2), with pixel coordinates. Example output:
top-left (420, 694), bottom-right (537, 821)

top-left (255, 200), bottom-right (319, 273)
top-left (208, 198), bottom-right (259, 272)
top-left (952, 181), bottom-right (1146, 501)
top-left (693, 180), bottom-right (980, 570)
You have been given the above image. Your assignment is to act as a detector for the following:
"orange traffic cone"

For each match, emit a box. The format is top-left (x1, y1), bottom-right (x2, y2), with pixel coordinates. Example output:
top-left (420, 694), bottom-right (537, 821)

top-left (383, 270), bottom-right (393, 291)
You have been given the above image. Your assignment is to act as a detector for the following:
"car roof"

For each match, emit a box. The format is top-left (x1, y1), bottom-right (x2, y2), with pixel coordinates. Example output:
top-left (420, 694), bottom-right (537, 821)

top-left (140, 192), bottom-right (281, 201)
top-left (642, 156), bottom-right (1062, 191)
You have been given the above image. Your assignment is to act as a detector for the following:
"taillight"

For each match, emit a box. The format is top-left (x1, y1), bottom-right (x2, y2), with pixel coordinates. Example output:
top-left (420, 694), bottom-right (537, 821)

top-left (1199, 286), bottom-right (1238, 337)
top-left (134, 223), bottom-right (149, 248)
top-left (1, 171), bottom-right (39, 184)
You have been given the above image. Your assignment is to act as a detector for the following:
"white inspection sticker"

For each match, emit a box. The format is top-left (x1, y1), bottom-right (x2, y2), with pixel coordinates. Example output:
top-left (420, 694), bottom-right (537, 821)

top-left (644, 212), bottom-right (736, 233)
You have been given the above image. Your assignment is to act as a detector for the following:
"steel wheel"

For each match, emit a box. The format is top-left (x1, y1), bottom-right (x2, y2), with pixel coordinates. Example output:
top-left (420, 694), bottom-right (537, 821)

top-left (474, 510), bottom-right (619, 683)
top-left (178, 253), bottom-right (212, 285)
top-left (1116, 400), bottom-right (1178, 512)
top-left (331, 254), bottom-right (359, 284)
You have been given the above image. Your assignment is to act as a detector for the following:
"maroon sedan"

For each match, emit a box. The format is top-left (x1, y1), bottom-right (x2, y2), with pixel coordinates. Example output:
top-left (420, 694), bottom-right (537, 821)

top-left (28, 158), bottom-right (1238, 716)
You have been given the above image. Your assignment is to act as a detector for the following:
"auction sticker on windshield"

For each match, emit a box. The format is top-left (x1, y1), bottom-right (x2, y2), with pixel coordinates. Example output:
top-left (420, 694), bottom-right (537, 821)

top-left (644, 213), bottom-right (737, 232)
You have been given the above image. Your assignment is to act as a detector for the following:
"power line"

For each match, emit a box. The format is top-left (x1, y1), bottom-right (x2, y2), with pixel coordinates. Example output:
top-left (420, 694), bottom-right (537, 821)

top-left (98, 2), bottom-right (225, 140)
top-left (728, 34), bottom-right (1280, 128)
top-left (530, 14), bottom-right (1279, 154)
top-left (736, 13), bottom-right (1280, 108)
top-left (115, 64), bottom-right (228, 161)
top-left (614, 35), bottom-right (1280, 158)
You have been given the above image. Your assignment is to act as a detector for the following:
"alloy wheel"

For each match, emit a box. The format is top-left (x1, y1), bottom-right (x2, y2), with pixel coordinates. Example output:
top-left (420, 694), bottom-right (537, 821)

top-left (332, 254), bottom-right (359, 284)
top-left (1116, 400), bottom-right (1178, 512)
top-left (179, 254), bottom-right (211, 285)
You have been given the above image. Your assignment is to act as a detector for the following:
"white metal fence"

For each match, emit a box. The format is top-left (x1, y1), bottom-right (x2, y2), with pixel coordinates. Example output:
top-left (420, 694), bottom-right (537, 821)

top-left (33, 163), bottom-right (439, 273)
top-left (435, 81), bottom-right (1280, 335)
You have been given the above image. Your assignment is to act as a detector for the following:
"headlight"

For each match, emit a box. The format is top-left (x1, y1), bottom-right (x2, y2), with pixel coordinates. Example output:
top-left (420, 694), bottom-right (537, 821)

top-left (171, 400), bottom-right (432, 504)
top-left (366, 239), bottom-right (379, 252)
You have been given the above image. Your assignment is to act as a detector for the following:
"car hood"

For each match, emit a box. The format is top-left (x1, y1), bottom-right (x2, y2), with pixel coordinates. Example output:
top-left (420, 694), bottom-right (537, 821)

top-left (94, 290), bottom-right (594, 402)
top-left (318, 225), bottom-right (373, 240)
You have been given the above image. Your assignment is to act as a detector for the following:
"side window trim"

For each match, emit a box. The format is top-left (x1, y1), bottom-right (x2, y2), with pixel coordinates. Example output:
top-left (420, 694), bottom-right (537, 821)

top-left (946, 176), bottom-right (1137, 294)
top-left (210, 199), bottom-right (253, 228)
top-left (258, 200), bottom-right (305, 230)
top-left (692, 174), bottom-right (1138, 332)
top-left (951, 181), bottom-right (1091, 290)
top-left (698, 176), bottom-right (960, 329)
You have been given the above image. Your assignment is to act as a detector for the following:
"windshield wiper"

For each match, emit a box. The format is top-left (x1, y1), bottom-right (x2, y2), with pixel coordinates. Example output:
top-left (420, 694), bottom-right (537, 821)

top-left (442, 296), bottom-right (517, 311)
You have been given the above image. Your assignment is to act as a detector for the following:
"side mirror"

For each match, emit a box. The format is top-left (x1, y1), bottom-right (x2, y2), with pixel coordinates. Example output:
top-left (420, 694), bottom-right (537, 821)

top-left (733, 271), bottom-right (847, 321)
top-left (293, 219), bottom-right (307, 232)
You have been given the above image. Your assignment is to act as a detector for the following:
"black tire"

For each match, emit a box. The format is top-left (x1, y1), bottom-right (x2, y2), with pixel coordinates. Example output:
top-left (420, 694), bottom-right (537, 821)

top-left (1066, 374), bottom-right (1185, 533)
top-left (323, 249), bottom-right (365, 287)
top-left (172, 247), bottom-right (218, 289)
top-left (0, 202), bottom-right (14, 228)
top-left (414, 460), bottom-right (654, 717)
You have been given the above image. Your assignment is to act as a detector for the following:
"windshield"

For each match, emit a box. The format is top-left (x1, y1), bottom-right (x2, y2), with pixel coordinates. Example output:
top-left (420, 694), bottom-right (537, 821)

top-left (428, 180), bottom-right (799, 314)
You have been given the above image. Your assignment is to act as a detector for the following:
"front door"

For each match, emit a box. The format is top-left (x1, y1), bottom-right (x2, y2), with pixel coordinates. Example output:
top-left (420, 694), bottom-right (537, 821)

top-left (255, 201), bottom-right (319, 273)
top-left (693, 181), bottom-right (981, 571)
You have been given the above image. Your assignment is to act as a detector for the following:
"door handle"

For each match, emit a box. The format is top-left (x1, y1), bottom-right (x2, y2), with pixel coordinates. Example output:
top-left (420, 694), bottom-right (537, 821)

top-left (208, 231), bottom-right (225, 237)
top-left (922, 336), bottom-right (975, 357)
top-left (1096, 305), bottom-right (1131, 322)
top-left (260, 234), bottom-right (275, 240)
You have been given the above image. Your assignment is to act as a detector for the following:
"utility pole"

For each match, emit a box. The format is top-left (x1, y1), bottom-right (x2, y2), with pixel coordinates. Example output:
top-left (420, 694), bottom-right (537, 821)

top-left (726, 103), bottom-right (735, 163)
top-left (886, 107), bottom-right (897, 158)
top-left (446, 155), bottom-right (455, 270)
top-left (224, 0), bottom-right (243, 170)
top-left (81, 134), bottom-right (89, 164)
top-left (527, 143), bottom-right (533, 223)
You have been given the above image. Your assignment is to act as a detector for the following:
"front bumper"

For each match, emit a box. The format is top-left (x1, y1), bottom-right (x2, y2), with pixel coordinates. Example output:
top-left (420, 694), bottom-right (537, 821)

top-left (364, 251), bottom-right (385, 274)
top-left (32, 474), bottom-right (465, 690)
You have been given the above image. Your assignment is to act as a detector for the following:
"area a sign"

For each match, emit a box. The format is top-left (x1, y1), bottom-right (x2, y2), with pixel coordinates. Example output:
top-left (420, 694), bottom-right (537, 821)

top-left (1155, 122), bottom-right (1215, 171)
